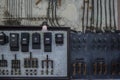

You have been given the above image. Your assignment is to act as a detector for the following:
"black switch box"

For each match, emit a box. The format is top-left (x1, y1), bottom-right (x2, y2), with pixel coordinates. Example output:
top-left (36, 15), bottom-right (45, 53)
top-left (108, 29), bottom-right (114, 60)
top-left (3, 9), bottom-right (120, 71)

top-left (55, 33), bottom-right (64, 45)
top-left (21, 33), bottom-right (29, 52)
top-left (10, 33), bottom-right (19, 51)
top-left (0, 32), bottom-right (8, 45)
top-left (44, 33), bottom-right (52, 52)
top-left (32, 33), bottom-right (41, 49)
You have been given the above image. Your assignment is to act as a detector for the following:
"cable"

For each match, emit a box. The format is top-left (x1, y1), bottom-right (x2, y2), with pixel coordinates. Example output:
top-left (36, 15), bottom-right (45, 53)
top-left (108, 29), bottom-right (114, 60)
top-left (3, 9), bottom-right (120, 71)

top-left (112, 0), bottom-right (117, 30)
top-left (14, 0), bottom-right (15, 18)
top-left (96, 0), bottom-right (99, 29)
top-left (24, 0), bottom-right (27, 25)
top-left (28, 0), bottom-right (31, 25)
top-left (82, 0), bottom-right (85, 32)
top-left (90, 0), bottom-right (94, 27)
top-left (10, 0), bottom-right (12, 18)
top-left (6, 0), bottom-right (8, 12)
top-left (16, 0), bottom-right (18, 18)
top-left (30, 0), bottom-right (33, 18)
top-left (51, 0), bottom-right (56, 27)
top-left (104, 0), bottom-right (108, 29)
top-left (55, 0), bottom-right (60, 27)
top-left (86, 0), bottom-right (89, 29)
top-left (15, 0), bottom-right (16, 19)
top-left (30, 0), bottom-right (32, 24)
top-left (6, 0), bottom-right (9, 17)
top-left (21, 0), bottom-right (22, 18)
top-left (12, 0), bottom-right (14, 19)
top-left (9, 0), bottom-right (11, 18)
top-left (47, 0), bottom-right (53, 26)
top-left (8, 0), bottom-right (11, 19)
top-left (28, 0), bottom-right (30, 25)
top-left (109, 0), bottom-right (112, 29)
top-left (100, 0), bottom-right (102, 29)
top-left (15, 0), bottom-right (17, 19)
top-left (17, 0), bottom-right (20, 18)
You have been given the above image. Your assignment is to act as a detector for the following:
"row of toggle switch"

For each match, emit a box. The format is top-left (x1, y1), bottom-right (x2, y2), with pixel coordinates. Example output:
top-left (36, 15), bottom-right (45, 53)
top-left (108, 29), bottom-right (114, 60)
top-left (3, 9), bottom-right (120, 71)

top-left (0, 32), bottom-right (64, 52)
top-left (0, 53), bottom-right (54, 69)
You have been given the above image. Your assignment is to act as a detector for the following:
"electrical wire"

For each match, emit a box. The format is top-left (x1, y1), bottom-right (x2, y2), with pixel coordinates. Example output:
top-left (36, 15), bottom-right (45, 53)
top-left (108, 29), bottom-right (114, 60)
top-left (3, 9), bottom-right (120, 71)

top-left (86, 0), bottom-right (89, 29)
top-left (112, 0), bottom-right (117, 30)
top-left (17, 0), bottom-right (20, 18)
top-left (28, 0), bottom-right (31, 25)
top-left (109, 0), bottom-right (112, 29)
top-left (12, 0), bottom-right (14, 19)
top-left (13, 0), bottom-right (15, 18)
top-left (100, 0), bottom-right (102, 29)
top-left (104, 0), bottom-right (108, 29)
top-left (21, 0), bottom-right (22, 18)
top-left (47, 0), bottom-right (53, 26)
top-left (28, 0), bottom-right (30, 25)
top-left (31, 0), bottom-right (33, 18)
top-left (6, 0), bottom-right (9, 17)
top-left (28, 0), bottom-right (32, 25)
top-left (24, 0), bottom-right (27, 25)
top-left (96, 0), bottom-right (99, 29)
top-left (6, 0), bottom-right (8, 12)
top-left (55, 0), bottom-right (61, 27)
top-left (27, 0), bottom-right (28, 24)
top-left (90, 0), bottom-right (94, 27)
top-left (10, 0), bottom-right (12, 18)
top-left (14, 0), bottom-right (15, 18)
top-left (17, 0), bottom-right (18, 18)
top-left (15, 0), bottom-right (17, 19)
top-left (9, 0), bottom-right (11, 18)
top-left (51, 0), bottom-right (56, 27)
top-left (82, 0), bottom-right (85, 32)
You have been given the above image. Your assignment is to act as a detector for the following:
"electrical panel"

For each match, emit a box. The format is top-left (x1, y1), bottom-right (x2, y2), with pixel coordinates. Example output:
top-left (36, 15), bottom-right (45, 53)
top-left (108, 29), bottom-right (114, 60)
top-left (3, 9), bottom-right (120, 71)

top-left (0, 0), bottom-right (119, 80)
top-left (1, 25), bottom-right (120, 80)
top-left (0, 26), bottom-right (70, 80)
top-left (70, 31), bottom-right (120, 79)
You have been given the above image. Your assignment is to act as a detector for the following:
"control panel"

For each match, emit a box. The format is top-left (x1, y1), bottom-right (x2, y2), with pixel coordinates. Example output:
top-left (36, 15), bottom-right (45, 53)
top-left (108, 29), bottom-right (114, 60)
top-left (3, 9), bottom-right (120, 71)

top-left (70, 31), bottom-right (120, 79)
top-left (0, 26), bottom-right (70, 80)
top-left (1, 25), bottom-right (120, 80)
